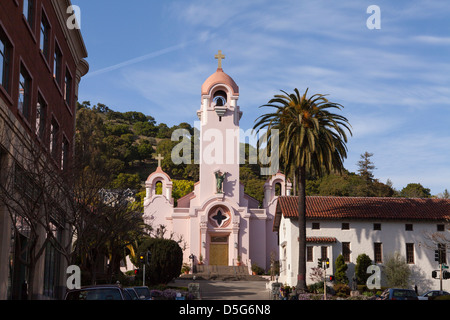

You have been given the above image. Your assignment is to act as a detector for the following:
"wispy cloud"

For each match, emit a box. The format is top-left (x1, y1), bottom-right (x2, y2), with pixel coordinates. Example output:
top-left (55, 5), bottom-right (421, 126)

top-left (76, 0), bottom-right (450, 194)
top-left (413, 35), bottom-right (450, 45)
top-left (85, 41), bottom-right (194, 78)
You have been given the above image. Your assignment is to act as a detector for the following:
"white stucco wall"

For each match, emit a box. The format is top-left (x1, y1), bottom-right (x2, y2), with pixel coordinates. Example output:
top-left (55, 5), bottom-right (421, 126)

top-left (278, 216), bottom-right (449, 293)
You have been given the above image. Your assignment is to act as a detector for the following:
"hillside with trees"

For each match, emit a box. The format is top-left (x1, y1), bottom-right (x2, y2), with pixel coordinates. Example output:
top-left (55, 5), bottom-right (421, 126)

top-left (76, 102), bottom-right (444, 208)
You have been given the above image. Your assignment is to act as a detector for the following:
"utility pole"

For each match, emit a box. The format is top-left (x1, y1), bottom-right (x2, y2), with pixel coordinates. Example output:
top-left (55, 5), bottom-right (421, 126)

top-left (139, 251), bottom-right (151, 287)
top-left (318, 258), bottom-right (330, 300)
top-left (324, 262), bottom-right (327, 301)
top-left (143, 261), bottom-right (146, 287)
top-left (435, 246), bottom-right (444, 291)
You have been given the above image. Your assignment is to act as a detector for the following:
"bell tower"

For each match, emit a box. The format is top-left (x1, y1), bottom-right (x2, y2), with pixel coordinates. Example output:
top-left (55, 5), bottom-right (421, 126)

top-left (197, 51), bottom-right (242, 204)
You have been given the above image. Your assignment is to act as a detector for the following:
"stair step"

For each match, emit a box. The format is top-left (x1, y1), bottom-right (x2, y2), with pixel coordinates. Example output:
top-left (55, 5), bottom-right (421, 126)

top-left (181, 265), bottom-right (268, 281)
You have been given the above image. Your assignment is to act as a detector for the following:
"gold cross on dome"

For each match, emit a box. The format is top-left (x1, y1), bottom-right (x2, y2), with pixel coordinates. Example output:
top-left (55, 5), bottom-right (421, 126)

top-left (155, 154), bottom-right (164, 167)
top-left (215, 50), bottom-right (225, 69)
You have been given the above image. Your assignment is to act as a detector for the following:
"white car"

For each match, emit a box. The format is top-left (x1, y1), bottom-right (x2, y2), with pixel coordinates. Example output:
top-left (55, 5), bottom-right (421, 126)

top-left (418, 290), bottom-right (450, 300)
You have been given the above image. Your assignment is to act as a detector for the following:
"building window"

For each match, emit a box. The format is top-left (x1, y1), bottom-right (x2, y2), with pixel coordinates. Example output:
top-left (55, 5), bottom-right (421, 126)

top-left (342, 242), bottom-right (350, 263)
top-left (373, 223), bottom-right (381, 231)
top-left (341, 223), bottom-right (350, 230)
top-left (274, 183), bottom-right (282, 196)
top-left (64, 69), bottom-right (72, 106)
top-left (36, 94), bottom-right (46, 139)
top-left (61, 137), bottom-right (69, 171)
top-left (0, 30), bottom-right (12, 92)
top-left (155, 181), bottom-right (163, 195)
top-left (374, 242), bottom-right (382, 263)
top-left (53, 43), bottom-right (62, 84)
top-left (307, 246), bottom-right (313, 262)
top-left (23, 0), bottom-right (34, 27)
top-left (321, 246), bottom-right (328, 260)
top-left (405, 224), bottom-right (413, 231)
top-left (40, 14), bottom-right (50, 60)
top-left (438, 243), bottom-right (447, 264)
top-left (406, 243), bottom-right (415, 264)
top-left (50, 119), bottom-right (59, 160)
top-left (18, 65), bottom-right (31, 120)
top-left (312, 222), bottom-right (320, 230)
top-left (43, 224), bottom-right (61, 299)
top-left (437, 224), bottom-right (445, 232)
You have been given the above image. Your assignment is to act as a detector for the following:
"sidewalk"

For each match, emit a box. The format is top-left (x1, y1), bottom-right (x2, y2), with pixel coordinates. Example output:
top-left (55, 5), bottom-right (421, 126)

top-left (172, 279), bottom-right (271, 300)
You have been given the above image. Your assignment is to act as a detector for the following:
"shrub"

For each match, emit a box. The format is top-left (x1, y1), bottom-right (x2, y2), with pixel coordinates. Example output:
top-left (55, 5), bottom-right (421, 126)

top-left (251, 264), bottom-right (265, 275)
top-left (308, 281), bottom-right (334, 295)
top-left (333, 283), bottom-right (350, 297)
top-left (383, 252), bottom-right (411, 288)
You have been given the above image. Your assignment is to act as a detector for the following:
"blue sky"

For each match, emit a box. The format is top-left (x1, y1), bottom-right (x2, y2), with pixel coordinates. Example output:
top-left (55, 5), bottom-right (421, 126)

top-left (71, 0), bottom-right (450, 195)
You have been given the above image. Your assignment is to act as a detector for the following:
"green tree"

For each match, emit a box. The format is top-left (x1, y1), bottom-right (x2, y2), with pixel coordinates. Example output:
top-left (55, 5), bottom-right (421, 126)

top-left (137, 237), bottom-right (183, 285)
top-left (383, 252), bottom-right (411, 288)
top-left (105, 123), bottom-right (132, 136)
top-left (156, 139), bottom-right (186, 179)
top-left (357, 152), bottom-right (376, 182)
top-left (133, 121), bottom-right (157, 136)
top-left (172, 180), bottom-right (195, 205)
top-left (136, 139), bottom-right (154, 163)
top-left (400, 183), bottom-right (431, 198)
top-left (355, 254), bottom-right (372, 285)
top-left (123, 111), bottom-right (148, 123)
top-left (254, 88), bottom-right (352, 292)
top-left (75, 105), bottom-right (107, 170)
top-left (111, 173), bottom-right (142, 190)
top-left (335, 254), bottom-right (349, 284)
top-left (156, 123), bottom-right (172, 139)
top-left (439, 189), bottom-right (450, 199)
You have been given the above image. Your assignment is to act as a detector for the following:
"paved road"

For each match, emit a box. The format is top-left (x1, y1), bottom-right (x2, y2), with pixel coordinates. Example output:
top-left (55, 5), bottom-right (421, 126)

top-left (172, 279), bottom-right (271, 300)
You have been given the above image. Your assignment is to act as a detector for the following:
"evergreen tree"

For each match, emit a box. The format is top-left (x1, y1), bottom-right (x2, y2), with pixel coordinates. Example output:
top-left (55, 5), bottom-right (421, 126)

top-left (355, 254), bottom-right (372, 285)
top-left (357, 151), bottom-right (376, 182)
top-left (400, 183), bottom-right (431, 198)
top-left (335, 254), bottom-right (348, 284)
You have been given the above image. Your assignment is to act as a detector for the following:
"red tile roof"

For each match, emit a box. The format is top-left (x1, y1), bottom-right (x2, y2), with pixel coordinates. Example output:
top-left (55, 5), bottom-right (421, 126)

top-left (274, 196), bottom-right (450, 231)
top-left (306, 237), bottom-right (337, 243)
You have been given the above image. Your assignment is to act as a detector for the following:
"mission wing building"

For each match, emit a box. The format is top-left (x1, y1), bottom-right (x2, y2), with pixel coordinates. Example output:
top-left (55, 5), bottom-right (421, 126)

top-left (275, 196), bottom-right (450, 292)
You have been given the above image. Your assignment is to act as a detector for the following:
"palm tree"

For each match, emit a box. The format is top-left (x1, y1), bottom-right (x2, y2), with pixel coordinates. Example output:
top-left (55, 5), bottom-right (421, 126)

top-left (254, 88), bottom-right (352, 293)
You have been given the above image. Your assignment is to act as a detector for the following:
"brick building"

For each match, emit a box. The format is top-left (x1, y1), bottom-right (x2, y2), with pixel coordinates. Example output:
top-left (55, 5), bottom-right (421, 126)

top-left (0, 0), bottom-right (88, 299)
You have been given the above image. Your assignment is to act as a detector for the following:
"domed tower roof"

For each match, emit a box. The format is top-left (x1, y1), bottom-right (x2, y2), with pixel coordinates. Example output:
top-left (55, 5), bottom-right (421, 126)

top-left (201, 50), bottom-right (239, 96)
top-left (201, 68), bottom-right (239, 96)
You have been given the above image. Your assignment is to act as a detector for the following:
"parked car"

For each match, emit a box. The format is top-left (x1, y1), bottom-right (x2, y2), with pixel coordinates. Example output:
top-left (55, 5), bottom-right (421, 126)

top-left (133, 286), bottom-right (152, 300)
top-left (124, 287), bottom-right (141, 300)
top-left (379, 288), bottom-right (418, 300)
top-left (65, 285), bottom-right (132, 300)
top-left (418, 290), bottom-right (450, 300)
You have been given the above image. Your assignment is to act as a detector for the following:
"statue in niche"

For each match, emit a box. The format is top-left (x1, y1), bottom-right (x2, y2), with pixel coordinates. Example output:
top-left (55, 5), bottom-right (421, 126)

top-left (214, 170), bottom-right (227, 194)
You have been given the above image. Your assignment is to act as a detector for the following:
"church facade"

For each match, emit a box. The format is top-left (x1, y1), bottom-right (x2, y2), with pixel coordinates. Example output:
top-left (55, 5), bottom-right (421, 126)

top-left (143, 53), bottom-right (290, 271)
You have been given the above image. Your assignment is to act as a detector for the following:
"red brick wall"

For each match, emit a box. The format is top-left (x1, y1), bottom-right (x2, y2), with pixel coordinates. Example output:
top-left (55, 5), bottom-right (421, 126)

top-left (0, 0), bottom-right (78, 168)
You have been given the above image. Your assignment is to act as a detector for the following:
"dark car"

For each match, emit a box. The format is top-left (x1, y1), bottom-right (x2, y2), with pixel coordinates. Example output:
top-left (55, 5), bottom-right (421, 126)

top-left (133, 286), bottom-right (152, 300)
top-left (65, 285), bottom-right (132, 300)
top-left (418, 290), bottom-right (450, 300)
top-left (124, 288), bottom-right (141, 300)
top-left (380, 288), bottom-right (418, 300)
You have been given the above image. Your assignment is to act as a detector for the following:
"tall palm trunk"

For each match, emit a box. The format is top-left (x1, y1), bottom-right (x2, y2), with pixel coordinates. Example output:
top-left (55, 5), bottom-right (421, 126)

top-left (296, 165), bottom-right (307, 292)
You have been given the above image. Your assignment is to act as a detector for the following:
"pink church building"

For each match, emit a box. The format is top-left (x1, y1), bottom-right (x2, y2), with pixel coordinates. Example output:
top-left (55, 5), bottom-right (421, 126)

top-left (143, 53), bottom-right (290, 271)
